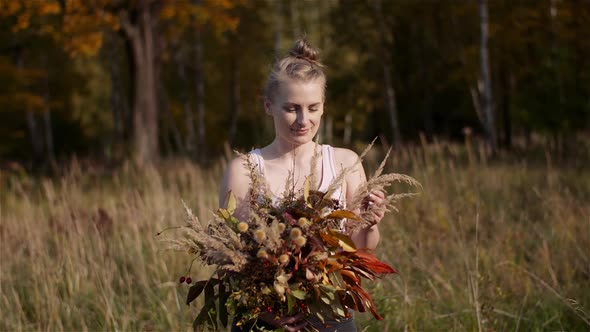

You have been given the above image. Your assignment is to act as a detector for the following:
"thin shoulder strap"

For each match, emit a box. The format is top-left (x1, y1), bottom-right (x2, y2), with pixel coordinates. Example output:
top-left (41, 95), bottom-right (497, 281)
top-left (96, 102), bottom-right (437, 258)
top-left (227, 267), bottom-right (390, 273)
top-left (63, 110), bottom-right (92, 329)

top-left (318, 145), bottom-right (338, 192)
top-left (324, 145), bottom-right (338, 179)
top-left (249, 149), bottom-right (265, 175)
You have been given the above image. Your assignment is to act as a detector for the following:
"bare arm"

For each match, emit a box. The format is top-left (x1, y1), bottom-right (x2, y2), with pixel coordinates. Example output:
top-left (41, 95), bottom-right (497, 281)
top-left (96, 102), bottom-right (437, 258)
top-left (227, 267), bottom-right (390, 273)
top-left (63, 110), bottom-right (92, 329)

top-left (218, 156), bottom-right (251, 220)
top-left (335, 148), bottom-right (383, 250)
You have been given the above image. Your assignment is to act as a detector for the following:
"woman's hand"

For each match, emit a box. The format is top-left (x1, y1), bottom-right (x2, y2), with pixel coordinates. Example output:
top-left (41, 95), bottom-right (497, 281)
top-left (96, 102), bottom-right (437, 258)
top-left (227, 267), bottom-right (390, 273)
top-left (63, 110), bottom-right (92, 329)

top-left (259, 311), bottom-right (308, 332)
top-left (361, 190), bottom-right (386, 225)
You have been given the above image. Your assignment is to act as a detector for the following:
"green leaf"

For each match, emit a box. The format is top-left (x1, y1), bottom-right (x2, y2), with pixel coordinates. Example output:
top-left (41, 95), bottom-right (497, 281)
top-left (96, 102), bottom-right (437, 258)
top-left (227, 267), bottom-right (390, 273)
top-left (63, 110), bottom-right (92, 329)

top-left (193, 300), bottom-right (216, 332)
top-left (318, 284), bottom-right (336, 300)
top-left (217, 208), bottom-right (231, 220)
top-left (287, 293), bottom-right (295, 314)
top-left (218, 282), bottom-right (229, 327)
top-left (334, 306), bottom-right (346, 318)
top-left (303, 177), bottom-right (311, 207)
top-left (226, 191), bottom-right (237, 214)
top-left (291, 289), bottom-right (307, 300)
top-left (326, 229), bottom-right (357, 252)
top-left (195, 282), bottom-right (218, 330)
top-left (186, 280), bottom-right (208, 305)
top-left (328, 271), bottom-right (344, 288)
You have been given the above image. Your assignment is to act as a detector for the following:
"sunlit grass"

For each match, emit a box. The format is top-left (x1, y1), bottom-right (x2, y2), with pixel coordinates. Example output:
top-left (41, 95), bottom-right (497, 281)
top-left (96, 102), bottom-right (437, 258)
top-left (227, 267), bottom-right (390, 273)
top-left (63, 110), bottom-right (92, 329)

top-left (1, 143), bottom-right (589, 331)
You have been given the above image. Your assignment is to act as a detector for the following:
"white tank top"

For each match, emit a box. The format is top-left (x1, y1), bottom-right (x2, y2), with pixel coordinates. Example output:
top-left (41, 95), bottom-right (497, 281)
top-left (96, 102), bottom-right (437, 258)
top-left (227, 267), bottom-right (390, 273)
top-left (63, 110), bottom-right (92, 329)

top-left (249, 145), bottom-right (345, 207)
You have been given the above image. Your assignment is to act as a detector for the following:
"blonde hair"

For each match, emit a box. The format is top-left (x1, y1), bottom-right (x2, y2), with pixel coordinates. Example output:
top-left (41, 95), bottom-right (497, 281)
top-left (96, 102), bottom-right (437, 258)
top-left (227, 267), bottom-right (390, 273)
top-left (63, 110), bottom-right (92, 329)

top-left (264, 38), bottom-right (326, 101)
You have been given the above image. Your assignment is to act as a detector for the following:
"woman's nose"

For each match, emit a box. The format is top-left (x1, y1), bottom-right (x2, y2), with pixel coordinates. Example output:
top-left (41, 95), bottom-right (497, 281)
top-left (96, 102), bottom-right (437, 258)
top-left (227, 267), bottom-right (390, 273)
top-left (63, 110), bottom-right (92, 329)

top-left (296, 111), bottom-right (309, 126)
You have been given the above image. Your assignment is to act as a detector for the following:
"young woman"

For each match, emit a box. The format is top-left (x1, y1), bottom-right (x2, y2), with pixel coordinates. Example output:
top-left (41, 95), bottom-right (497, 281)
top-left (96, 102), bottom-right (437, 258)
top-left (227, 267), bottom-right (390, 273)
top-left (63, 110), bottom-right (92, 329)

top-left (220, 39), bottom-right (385, 332)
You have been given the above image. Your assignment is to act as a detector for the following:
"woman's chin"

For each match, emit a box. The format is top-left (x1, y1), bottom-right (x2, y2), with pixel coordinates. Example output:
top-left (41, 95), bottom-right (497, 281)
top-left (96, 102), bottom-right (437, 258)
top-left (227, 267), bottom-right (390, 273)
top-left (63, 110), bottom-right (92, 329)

top-left (280, 134), bottom-right (314, 146)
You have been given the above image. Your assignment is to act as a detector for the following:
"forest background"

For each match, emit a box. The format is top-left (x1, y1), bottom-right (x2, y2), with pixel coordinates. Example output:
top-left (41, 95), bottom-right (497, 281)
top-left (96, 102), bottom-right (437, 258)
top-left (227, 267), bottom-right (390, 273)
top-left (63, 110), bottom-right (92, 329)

top-left (1, 0), bottom-right (589, 331)
top-left (1, 0), bottom-right (588, 167)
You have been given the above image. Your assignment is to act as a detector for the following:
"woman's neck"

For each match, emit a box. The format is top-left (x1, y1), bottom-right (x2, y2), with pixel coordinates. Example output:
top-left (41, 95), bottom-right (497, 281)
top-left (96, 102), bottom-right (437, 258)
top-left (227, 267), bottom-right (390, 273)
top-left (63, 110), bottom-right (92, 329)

top-left (265, 138), bottom-right (319, 163)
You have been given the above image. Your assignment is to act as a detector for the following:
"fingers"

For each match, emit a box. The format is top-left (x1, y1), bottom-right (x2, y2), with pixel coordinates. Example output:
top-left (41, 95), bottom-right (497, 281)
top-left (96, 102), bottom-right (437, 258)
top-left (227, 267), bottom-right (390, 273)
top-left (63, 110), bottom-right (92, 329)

top-left (371, 190), bottom-right (385, 200)
top-left (363, 190), bottom-right (385, 209)
top-left (362, 190), bottom-right (386, 225)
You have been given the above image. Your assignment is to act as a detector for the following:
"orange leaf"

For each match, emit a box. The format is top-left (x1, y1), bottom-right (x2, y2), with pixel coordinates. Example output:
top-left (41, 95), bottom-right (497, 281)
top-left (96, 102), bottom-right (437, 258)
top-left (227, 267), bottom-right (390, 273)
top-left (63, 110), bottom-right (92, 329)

top-left (325, 210), bottom-right (360, 220)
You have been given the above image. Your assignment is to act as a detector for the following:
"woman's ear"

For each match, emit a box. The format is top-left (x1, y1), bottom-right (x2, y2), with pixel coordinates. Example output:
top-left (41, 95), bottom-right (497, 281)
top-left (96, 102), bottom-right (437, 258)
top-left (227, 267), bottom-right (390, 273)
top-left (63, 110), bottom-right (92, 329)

top-left (264, 98), bottom-right (273, 116)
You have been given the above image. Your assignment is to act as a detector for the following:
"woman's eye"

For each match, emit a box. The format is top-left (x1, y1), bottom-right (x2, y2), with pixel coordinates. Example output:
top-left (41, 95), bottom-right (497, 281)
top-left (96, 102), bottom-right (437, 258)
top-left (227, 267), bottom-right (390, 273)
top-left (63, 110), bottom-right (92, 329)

top-left (284, 107), bottom-right (297, 112)
top-left (309, 108), bottom-right (318, 112)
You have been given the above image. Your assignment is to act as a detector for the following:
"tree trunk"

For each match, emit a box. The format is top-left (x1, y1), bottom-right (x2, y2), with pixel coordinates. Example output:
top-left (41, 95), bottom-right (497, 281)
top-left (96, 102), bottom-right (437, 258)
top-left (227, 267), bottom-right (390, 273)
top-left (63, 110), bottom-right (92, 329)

top-left (550, 0), bottom-right (565, 109)
top-left (499, 67), bottom-right (513, 148)
top-left (324, 113), bottom-right (334, 145)
top-left (479, 0), bottom-right (497, 154)
top-left (176, 47), bottom-right (196, 155)
top-left (160, 78), bottom-right (183, 155)
top-left (41, 56), bottom-right (57, 172)
top-left (119, 3), bottom-right (160, 166)
top-left (25, 111), bottom-right (43, 166)
top-left (16, 50), bottom-right (43, 166)
top-left (228, 41), bottom-right (241, 146)
top-left (422, 95), bottom-right (434, 141)
top-left (371, 0), bottom-right (402, 147)
top-left (106, 32), bottom-right (128, 159)
top-left (194, 27), bottom-right (207, 162)
top-left (343, 113), bottom-right (351, 146)
top-left (289, 0), bottom-right (300, 39)
top-left (275, 0), bottom-right (283, 53)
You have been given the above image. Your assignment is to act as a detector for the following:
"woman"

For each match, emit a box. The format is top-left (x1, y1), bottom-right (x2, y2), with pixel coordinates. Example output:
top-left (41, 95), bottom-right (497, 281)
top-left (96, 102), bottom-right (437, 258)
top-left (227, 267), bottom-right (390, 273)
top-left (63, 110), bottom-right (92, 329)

top-left (220, 38), bottom-right (385, 332)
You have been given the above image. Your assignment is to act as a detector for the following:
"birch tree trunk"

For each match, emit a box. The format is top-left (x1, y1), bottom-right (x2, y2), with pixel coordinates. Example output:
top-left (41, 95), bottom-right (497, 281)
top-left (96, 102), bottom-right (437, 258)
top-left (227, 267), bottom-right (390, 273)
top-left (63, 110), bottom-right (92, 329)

top-left (479, 0), bottom-right (497, 154)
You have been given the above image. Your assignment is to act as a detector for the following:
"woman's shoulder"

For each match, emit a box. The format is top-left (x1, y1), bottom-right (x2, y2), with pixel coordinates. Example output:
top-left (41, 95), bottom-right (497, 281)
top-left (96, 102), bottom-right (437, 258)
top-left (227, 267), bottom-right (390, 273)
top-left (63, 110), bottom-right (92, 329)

top-left (330, 146), bottom-right (360, 169)
top-left (220, 154), bottom-right (252, 204)
top-left (224, 154), bottom-right (252, 179)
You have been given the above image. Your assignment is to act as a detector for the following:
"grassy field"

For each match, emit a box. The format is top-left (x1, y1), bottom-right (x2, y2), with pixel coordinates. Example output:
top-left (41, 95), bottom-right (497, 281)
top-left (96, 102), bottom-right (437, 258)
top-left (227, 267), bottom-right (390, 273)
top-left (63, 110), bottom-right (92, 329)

top-left (1, 142), bottom-right (589, 331)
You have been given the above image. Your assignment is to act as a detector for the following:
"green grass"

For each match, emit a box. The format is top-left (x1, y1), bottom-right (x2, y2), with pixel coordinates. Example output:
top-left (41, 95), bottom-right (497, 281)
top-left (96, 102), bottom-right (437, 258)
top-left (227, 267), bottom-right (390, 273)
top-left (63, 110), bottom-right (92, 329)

top-left (1, 143), bottom-right (589, 331)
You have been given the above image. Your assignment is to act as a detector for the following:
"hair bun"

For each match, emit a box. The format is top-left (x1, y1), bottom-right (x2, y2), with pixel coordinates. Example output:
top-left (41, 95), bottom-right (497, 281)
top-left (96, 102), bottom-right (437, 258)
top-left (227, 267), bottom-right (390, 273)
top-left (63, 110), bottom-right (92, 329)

top-left (288, 38), bottom-right (320, 63)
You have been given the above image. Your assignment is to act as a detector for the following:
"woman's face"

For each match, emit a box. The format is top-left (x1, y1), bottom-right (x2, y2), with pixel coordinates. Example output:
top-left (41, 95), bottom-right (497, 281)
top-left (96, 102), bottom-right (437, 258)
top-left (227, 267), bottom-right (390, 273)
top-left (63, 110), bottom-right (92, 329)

top-left (265, 78), bottom-right (325, 146)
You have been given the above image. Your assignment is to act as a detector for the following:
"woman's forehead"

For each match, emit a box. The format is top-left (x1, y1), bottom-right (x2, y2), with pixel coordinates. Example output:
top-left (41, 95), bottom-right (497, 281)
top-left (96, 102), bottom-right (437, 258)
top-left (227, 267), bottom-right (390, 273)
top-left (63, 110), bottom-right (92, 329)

top-left (275, 79), bottom-right (325, 103)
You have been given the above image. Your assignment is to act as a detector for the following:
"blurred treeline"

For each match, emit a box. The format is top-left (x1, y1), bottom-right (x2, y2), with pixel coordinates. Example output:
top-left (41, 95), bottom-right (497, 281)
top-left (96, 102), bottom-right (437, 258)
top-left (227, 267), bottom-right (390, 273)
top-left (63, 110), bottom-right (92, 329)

top-left (1, 0), bottom-right (589, 170)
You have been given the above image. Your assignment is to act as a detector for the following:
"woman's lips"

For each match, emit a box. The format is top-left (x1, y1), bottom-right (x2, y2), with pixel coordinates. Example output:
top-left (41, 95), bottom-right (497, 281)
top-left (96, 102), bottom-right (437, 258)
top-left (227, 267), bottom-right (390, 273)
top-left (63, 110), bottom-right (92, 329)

top-left (293, 128), bottom-right (309, 135)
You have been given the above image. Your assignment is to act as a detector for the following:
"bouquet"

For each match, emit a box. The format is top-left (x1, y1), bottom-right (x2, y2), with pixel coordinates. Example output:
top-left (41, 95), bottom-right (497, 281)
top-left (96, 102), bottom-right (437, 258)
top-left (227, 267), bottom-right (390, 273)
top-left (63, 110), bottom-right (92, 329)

top-left (162, 142), bottom-right (420, 331)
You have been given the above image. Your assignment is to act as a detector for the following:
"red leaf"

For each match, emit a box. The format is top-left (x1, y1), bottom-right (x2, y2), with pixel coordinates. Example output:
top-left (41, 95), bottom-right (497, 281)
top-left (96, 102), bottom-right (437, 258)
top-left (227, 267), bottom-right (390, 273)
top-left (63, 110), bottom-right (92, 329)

top-left (351, 285), bottom-right (384, 320)
top-left (340, 269), bottom-right (361, 284)
top-left (354, 260), bottom-right (396, 275)
top-left (352, 251), bottom-right (397, 275)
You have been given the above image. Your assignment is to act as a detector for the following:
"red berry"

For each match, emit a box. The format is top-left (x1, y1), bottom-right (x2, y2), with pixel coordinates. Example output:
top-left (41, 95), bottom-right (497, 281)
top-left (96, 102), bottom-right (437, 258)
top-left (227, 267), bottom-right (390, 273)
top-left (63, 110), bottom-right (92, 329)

top-left (179, 276), bottom-right (186, 283)
top-left (266, 306), bottom-right (273, 313)
top-left (186, 277), bottom-right (192, 284)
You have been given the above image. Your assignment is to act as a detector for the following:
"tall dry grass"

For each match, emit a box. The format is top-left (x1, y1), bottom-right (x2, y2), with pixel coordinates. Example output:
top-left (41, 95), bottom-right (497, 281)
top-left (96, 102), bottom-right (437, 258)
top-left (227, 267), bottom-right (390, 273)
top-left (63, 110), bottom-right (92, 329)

top-left (1, 142), bottom-right (589, 331)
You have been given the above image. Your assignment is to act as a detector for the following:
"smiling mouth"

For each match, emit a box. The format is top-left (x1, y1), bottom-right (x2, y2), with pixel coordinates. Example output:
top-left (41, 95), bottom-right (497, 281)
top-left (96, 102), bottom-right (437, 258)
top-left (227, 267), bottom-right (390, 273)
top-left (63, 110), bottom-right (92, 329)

top-left (293, 128), bottom-right (309, 135)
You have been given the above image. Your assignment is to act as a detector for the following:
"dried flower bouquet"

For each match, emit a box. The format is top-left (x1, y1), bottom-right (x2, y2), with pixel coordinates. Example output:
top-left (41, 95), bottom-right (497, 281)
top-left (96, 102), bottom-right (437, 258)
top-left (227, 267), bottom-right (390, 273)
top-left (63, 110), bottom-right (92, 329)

top-left (162, 141), bottom-right (420, 331)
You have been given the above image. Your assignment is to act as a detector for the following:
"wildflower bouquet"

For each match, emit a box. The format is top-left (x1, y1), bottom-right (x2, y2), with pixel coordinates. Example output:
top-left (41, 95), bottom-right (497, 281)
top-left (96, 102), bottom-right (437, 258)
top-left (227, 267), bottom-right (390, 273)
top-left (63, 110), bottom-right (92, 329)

top-left (163, 143), bottom-right (420, 331)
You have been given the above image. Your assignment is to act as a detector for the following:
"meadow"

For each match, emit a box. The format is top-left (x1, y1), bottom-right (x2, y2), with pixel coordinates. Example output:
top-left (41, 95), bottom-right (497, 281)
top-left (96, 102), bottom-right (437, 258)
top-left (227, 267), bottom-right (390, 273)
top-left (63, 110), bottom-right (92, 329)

top-left (1, 141), bottom-right (589, 331)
